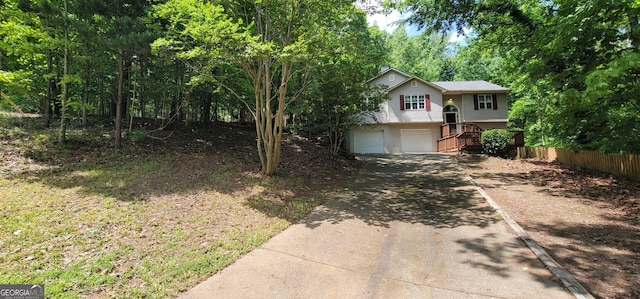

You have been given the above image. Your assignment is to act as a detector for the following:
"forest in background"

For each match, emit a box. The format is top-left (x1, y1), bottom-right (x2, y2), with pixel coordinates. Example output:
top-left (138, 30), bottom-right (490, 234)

top-left (390, 0), bottom-right (640, 154)
top-left (2, 0), bottom-right (639, 167)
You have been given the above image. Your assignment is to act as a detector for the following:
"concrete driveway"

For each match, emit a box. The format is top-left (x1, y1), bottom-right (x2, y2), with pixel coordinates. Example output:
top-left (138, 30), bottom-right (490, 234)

top-left (179, 154), bottom-right (573, 298)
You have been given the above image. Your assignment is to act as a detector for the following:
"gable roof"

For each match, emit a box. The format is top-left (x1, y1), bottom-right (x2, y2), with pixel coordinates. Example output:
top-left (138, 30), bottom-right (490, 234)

top-left (366, 67), bottom-right (510, 94)
top-left (365, 67), bottom-right (414, 84)
top-left (431, 81), bottom-right (511, 93)
top-left (366, 67), bottom-right (446, 92)
top-left (390, 76), bottom-right (446, 92)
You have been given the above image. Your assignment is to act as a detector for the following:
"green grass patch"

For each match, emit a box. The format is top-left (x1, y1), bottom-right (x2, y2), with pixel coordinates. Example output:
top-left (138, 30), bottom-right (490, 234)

top-left (0, 120), bottom-right (352, 298)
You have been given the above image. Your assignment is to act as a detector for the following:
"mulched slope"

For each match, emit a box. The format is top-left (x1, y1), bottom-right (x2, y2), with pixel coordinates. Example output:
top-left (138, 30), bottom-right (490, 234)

top-left (458, 154), bottom-right (640, 299)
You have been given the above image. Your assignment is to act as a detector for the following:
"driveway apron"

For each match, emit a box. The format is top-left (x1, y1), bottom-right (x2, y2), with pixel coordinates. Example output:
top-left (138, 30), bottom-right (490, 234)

top-left (179, 154), bottom-right (573, 299)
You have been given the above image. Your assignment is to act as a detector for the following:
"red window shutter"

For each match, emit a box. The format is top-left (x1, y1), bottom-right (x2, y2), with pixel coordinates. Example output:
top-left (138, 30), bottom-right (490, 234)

top-left (492, 94), bottom-right (498, 110)
top-left (473, 94), bottom-right (478, 110)
top-left (400, 95), bottom-right (405, 110)
top-left (425, 94), bottom-right (431, 111)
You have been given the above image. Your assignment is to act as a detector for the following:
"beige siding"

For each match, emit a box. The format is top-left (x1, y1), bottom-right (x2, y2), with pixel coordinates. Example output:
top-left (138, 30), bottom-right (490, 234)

top-left (473, 122), bottom-right (507, 131)
top-left (369, 70), bottom-right (410, 89)
top-left (460, 93), bottom-right (508, 122)
top-left (347, 123), bottom-right (441, 154)
top-left (372, 80), bottom-right (444, 124)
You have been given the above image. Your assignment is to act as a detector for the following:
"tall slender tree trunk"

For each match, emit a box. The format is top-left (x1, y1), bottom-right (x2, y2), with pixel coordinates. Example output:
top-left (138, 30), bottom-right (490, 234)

top-left (139, 62), bottom-right (146, 121)
top-left (626, 7), bottom-right (639, 48)
top-left (213, 94), bottom-right (218, 125)
top-left (536, 91), bottom-right (546, 146)
top-left (81, 47), bottom-right (90, 126)
top-left (202, 94), bottom-right (212, 127)
top-left (115, 49), bottom-right (125, 150)
top-left (58, 0), bottom-right (69, 144)
top-left (45, 51), bottom-right (53, 127)
top-left (129, 85), bottom-right (134, 133)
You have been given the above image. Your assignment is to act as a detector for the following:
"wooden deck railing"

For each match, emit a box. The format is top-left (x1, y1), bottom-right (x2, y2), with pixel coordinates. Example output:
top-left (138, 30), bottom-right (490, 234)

top-left (438, 124), bottom-right (523, 152)
top-left (441, 123), bottom-right (483, 138)
top-left (437, 135), bottom-right (458, 152)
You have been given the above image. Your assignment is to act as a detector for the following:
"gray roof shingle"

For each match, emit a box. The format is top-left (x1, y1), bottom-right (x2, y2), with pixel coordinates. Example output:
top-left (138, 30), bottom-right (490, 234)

top-left (431, 81), bottom-right (510, 92)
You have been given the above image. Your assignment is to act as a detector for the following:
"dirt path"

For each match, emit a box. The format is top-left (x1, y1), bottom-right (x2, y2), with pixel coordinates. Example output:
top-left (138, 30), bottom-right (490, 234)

top-left (457, 154), bottom-right (640, 299)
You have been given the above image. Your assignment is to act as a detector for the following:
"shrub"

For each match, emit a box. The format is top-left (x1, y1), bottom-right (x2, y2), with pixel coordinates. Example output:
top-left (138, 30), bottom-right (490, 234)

top-left (481, 129), bottom-right (512, 157)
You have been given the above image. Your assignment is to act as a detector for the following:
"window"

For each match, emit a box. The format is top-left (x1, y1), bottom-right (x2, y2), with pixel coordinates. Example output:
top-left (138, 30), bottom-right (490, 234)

top-left (404, 95), bottom-right (425, 110)
top-left (410, 81), bottom-right (417, 87)
top-left (477, 94), bottom-right (493, 110)
top-left (363, 96), bottom-right (372, 106)
top-left (389, 74), bottom-right (395, 82)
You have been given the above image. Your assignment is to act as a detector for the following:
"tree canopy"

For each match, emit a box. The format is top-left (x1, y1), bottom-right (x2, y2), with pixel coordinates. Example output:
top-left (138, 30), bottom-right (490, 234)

top-left (391, 0), bottom-right (640, 153)
top-left (5, 0), bottom-right (636, 177)
top-left (1, 0), bottom-right (386, 175)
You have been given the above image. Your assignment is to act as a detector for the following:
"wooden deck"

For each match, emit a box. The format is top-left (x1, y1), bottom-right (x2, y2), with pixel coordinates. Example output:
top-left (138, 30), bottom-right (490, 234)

top-left (437, 123), bottom-right (524, 153)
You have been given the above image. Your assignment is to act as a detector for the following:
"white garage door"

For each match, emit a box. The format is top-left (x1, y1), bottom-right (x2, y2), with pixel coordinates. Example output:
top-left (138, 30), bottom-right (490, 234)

top-left (354, 131), bottom-right (384, 153)
top-left (401, 129), bottom-right (433, 153)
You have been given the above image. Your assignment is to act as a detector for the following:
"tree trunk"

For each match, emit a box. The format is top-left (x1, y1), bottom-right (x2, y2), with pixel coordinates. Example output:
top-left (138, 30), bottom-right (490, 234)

top-left (626, 6), bottom-right (640, 48)
top-left (99, 96), bottom-right (105, 117)
top-left (58, 0), bottom-right (69, 144)
top-left (129, 85), bottom-right (134, 133)
top-left (45, 51), bottom-right (53, 127)
top-left (115, 49), bottom-right (125, 150)
top-left (213, 93), bottom-right (219, 125)
top-left (202, 93), bottom-right (212, 127)
top-left (81, 50), bottom-right (90, 126)
top-left (139, 63), bottom-right (146, 121)
top-left (252, 58), bottom-right (291, 176)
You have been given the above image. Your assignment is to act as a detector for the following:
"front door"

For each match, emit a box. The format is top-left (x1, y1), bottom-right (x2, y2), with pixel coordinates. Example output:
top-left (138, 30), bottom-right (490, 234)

top-left (443, 105), bottom-right (459, 135)
top-left (445, 113), bottom-right (457, 124)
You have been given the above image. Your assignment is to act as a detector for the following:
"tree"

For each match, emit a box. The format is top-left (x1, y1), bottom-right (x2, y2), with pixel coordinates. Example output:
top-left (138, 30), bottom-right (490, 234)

top-left (0, 0), bottom-right (57, 116)
top-left (155, 0), bottom-right (360, 175)
top-left (382, 25), bottom-right (453, 80)
top-left (292, 8), bottom-right (386, 155)
top-left (78, 0), bottom-right (156, 149)
top-left (394, 0), bottom-right (640, 153)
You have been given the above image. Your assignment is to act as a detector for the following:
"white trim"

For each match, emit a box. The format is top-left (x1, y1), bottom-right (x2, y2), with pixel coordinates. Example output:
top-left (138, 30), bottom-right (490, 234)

top-left (443, 104), bottom-right (460, 124)
top-left (400, 129), bottom-right (433, 153)
top-left (403, 95), bottom-right (426, 110)
top-left (477, 94), bottom-right (494, 110)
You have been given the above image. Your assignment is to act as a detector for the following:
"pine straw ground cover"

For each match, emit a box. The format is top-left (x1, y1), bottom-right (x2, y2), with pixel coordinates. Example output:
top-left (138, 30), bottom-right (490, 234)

top-left (457, 154), bottom-right (640, 299)
top-left (0, 116), bottom-right (358, 298)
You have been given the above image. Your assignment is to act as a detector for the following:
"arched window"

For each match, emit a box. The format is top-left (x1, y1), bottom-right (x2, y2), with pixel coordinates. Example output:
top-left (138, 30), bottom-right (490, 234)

top-left (443, 105), bottom-right (459, 124)
top-left (443, 105), bottom-right (459, 113)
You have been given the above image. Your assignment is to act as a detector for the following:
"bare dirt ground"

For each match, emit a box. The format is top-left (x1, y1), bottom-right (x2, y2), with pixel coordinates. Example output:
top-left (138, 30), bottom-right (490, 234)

top-left (457, 154), bottom-right (640, 299)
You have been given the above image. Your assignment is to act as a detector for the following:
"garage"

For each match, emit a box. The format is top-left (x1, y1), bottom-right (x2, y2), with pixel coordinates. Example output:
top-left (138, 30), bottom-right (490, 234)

top-left (401, 129), bottom-right (433, 153)
top-left (353, 130), bottom-right (384, 153)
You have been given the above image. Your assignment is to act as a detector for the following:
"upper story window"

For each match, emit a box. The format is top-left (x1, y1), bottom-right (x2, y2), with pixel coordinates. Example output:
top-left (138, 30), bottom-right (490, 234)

top-left (411, 81), bottom-right (417, 87)
top-left (404, 95), bottom-right (425, 110)
top-left (400, 94), bottom-right (431, 111)
top-left (389, 74), bottom-right (395, 82)
top-left (477, 94), bottom-right (493, 109)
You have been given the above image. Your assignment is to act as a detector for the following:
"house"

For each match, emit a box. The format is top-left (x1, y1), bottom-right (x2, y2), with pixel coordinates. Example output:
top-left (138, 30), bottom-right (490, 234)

top-left (347, 67), bottom-right (511, 154)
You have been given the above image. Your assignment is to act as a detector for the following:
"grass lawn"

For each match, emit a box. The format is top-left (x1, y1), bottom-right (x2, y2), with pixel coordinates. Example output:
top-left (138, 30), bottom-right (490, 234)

top-left (0, 115), bottom-right (356, 298)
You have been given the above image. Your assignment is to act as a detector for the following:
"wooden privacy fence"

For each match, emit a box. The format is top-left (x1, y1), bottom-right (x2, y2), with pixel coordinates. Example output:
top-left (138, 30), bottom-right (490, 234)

top-left (516, 147), bottom-right (640, 181)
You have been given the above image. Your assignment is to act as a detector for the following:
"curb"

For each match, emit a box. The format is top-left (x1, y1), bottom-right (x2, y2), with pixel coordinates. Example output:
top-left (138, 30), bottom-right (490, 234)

top-left (463, 172), bottom-right (595, 299)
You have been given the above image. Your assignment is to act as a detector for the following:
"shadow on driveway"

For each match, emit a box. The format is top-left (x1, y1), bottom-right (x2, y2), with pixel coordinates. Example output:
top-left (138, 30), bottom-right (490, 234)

top-left (180, 154), bottom-right (574, 298)
top-left (303, 154), bottom-right (499, 229)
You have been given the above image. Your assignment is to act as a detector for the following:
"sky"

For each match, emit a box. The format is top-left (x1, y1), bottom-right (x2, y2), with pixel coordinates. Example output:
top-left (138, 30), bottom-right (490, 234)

top-left (364, 6), bottom-right (469, 43)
